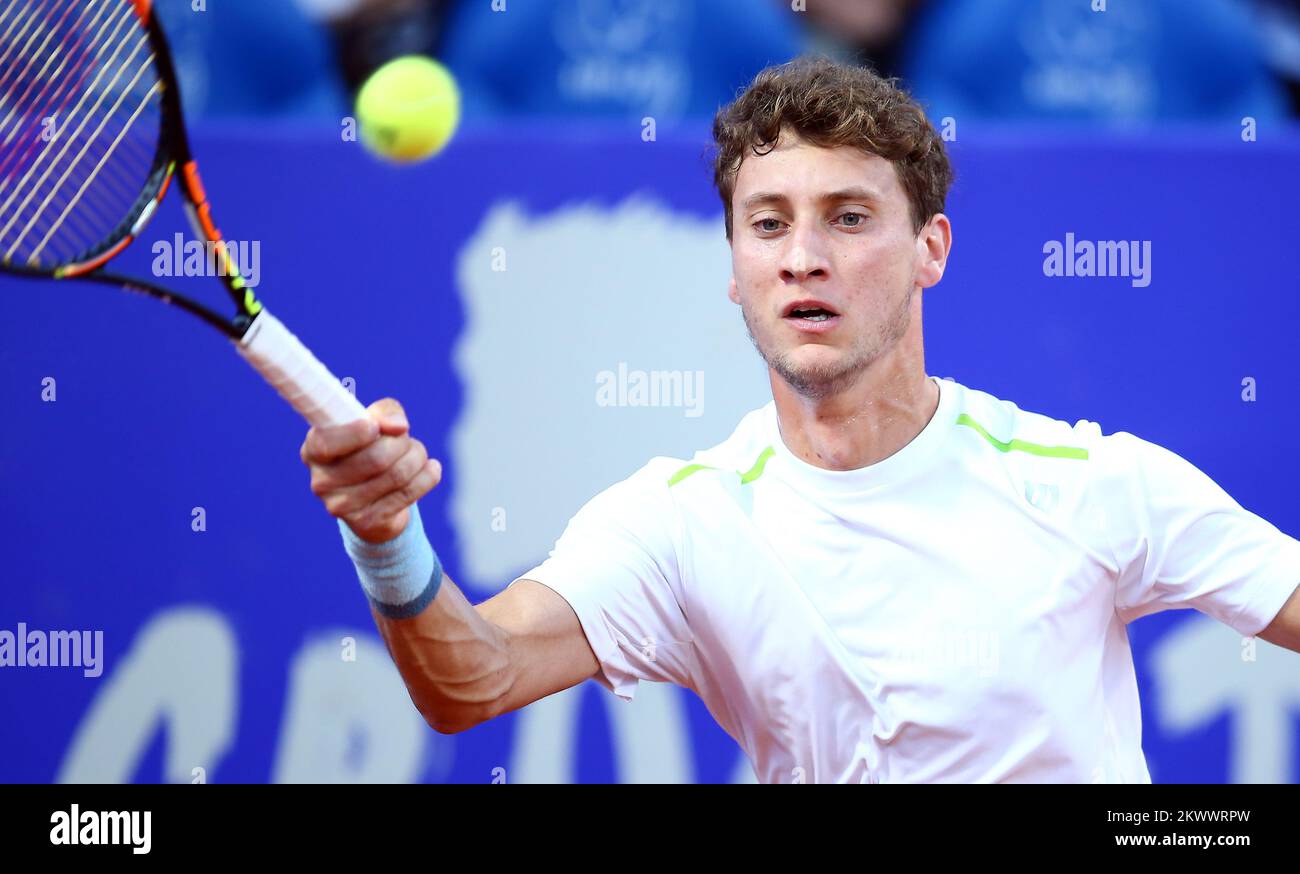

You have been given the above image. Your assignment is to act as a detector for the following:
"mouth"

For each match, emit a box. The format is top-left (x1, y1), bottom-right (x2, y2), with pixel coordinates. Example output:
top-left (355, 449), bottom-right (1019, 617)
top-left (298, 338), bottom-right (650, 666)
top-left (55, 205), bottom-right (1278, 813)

top-left (782, 299), bottom-right (842, 332)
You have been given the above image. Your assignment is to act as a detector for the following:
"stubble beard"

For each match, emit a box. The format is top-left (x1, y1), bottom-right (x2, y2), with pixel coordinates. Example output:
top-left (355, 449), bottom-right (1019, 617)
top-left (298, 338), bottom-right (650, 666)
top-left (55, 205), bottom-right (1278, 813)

top-left (742, 283), bottom-right (915, 400)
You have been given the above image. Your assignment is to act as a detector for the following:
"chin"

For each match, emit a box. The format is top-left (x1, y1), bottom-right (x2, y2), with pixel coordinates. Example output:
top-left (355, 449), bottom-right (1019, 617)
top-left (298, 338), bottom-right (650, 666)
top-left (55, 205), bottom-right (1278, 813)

top-left (772, 347), bottom-right (864, 397)
top-left (783, 343), bottom-right (846, 370)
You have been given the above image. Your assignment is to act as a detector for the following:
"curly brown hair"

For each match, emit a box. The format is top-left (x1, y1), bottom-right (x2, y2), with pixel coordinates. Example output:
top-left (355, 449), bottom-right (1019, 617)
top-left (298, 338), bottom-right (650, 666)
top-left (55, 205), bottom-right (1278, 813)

top-left (711, 56), bottom-right (952, 240)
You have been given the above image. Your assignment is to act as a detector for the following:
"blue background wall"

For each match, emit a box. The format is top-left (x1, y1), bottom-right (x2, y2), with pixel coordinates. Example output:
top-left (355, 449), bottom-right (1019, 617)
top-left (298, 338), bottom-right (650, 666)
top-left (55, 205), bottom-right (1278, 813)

top-left (1, 122), bottom-right (1297, 782)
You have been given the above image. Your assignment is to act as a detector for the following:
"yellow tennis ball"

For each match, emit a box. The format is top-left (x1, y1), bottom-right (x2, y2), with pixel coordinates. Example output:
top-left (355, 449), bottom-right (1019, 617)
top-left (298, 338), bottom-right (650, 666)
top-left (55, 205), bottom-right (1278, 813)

top-left (356, 56), bottom-right (460, 163)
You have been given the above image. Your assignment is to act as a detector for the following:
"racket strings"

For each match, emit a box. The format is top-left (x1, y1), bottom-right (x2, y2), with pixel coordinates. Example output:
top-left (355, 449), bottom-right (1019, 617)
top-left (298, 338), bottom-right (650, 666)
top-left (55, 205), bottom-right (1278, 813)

top-left (0, 0), bottom-right (152, 260)
top-left (0, 0), bottom-right (46, 84)
top-left (0, 0), bottom-right (91, 144)
top-left (5, 52), bottom-right (156, 241)
top-left (0, 0), bottom-right (164, 269)
top-left (0, 0), bottom-right (105, 142)
top-left (0, 0), bottom-right (140, 234)
top-left (0, 0), bottom-right (32, 39)
top-left (0, 0), bottom-right (115, 196)
top-left (0, 1), bottom-right (146, 210)
top-left (0, 1), bottom-right (69, 110)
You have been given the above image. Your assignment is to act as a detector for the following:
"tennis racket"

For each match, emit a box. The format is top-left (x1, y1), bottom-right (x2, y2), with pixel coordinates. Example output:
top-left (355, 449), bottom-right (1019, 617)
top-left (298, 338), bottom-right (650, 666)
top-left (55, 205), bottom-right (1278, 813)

top-left (0, 0), bottom-right (366, 427)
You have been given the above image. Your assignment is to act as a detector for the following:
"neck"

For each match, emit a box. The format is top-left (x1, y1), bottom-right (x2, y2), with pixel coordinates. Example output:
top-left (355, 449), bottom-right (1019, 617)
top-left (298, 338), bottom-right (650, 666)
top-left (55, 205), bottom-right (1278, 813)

top-left (770, 319), bottom-right (938, 472)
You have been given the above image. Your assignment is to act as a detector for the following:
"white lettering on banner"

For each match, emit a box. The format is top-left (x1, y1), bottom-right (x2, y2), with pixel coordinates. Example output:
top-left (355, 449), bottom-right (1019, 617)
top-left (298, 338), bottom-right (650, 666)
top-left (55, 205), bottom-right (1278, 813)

top-left (272, 632), bottom-right (429, 783)
top-left (51, 605), bottom-right (1299, 782)
top-left (58, 608), bottom-right (237, 783)
top-left (56, 608), bottom-right (441, 784)
top-left (1150, 616), bottom-right (1300, 783)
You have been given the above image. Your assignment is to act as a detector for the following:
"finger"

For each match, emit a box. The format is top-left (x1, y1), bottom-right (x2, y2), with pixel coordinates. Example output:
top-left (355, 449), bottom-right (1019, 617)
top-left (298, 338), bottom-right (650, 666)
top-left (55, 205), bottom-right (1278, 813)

top-left (310, 433), bottom-right (411, 495)
top-left (347, 459), bottom-right (440, 532)
top-left (302, 417), bottom-right (380, 464)
top-left (368, 398), bottom-right (409, 435)
top-left (324, 440), bottom-right (429, 518)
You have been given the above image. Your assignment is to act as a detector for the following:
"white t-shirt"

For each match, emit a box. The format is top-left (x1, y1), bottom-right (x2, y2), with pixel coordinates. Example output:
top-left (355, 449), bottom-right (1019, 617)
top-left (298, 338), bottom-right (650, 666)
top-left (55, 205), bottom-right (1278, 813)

top-left (513, 376), bottom-right (1300, 783)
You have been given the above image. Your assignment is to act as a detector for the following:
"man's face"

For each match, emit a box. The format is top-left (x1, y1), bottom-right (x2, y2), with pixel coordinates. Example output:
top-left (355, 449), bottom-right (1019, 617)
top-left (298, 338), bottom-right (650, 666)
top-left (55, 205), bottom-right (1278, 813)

top-left (728, 133), bottom-right (939, 399)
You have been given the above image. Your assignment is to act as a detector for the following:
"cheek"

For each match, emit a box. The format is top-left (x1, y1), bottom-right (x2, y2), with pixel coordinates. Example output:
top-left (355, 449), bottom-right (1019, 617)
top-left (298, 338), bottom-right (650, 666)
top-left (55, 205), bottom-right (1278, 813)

top-left (841, 242), bottom-right (915, 302)
top-left (732, 249), bottom-right (775, 298)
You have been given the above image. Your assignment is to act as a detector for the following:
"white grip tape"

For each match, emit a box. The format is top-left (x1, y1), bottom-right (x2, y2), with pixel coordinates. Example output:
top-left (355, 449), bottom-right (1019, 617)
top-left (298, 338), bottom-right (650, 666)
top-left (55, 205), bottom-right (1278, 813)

top-left (235, 309), bottom-right (367, 427)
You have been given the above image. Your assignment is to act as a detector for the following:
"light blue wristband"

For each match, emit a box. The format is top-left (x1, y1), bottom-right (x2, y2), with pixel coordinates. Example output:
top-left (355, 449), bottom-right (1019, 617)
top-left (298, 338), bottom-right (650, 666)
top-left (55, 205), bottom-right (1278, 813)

top-left (338, 503), bottom-right (443, 620)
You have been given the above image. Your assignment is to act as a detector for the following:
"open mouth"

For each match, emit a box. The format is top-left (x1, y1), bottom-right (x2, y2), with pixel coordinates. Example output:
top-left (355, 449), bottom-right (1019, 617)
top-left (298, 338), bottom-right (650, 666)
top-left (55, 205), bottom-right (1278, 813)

top-left (788, 307), bottom-right (835, 322)
top-left (783, 300), bottom-right (841, 322)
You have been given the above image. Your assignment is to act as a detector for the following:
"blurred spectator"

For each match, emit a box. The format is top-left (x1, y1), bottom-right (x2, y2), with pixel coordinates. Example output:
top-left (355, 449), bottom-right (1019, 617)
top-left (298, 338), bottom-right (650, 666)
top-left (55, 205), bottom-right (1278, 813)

top-left (1241, 0), bottom-right (1300, 114)
top-left (148, 0), bottom-right (1295, 128)
top-left (432, 0), bottom-right (805, 123)
top-left (797, 0), bottom-right (926, 80)
top-left (900, 0), bottom-right (1288, 123)
top-left (302, 0), bottom-right (455, 93)
top-left (154, 0), bottom-right (347, 120)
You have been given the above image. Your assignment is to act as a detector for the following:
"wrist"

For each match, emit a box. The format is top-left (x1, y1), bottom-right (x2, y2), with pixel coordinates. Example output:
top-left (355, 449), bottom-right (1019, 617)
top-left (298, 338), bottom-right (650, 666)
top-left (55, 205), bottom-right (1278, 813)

top-left (339, 503), bottom-right (442, 619)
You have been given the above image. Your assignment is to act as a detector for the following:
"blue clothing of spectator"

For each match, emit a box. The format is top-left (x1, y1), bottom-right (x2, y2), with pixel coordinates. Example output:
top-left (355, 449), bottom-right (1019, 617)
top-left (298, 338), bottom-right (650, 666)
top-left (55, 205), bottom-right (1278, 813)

top-left (437, 0), bottom-right (805, 122)
top-left (155, 0), bottom-right (347, 120)
top-left (902, 0), bottom-right (1287, 123)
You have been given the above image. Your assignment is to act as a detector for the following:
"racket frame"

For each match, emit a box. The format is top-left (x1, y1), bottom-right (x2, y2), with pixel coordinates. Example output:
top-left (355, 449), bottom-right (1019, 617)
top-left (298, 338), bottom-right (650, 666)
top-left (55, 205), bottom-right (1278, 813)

top-left (0, 0), bottom-right (262, 339)
top-left (0, 1), bottom-right (368, 427)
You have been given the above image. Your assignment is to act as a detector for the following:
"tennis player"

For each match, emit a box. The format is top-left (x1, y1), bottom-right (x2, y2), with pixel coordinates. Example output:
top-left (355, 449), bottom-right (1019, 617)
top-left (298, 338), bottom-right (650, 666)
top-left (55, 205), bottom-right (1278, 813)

top-left (301, 58), bottom-right (1300, 783)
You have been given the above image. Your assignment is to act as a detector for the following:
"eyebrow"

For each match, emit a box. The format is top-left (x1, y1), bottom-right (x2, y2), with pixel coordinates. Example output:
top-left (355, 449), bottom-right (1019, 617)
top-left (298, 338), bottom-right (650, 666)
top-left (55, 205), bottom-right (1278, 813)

top-left (741, 186), bottom-right (882, 212)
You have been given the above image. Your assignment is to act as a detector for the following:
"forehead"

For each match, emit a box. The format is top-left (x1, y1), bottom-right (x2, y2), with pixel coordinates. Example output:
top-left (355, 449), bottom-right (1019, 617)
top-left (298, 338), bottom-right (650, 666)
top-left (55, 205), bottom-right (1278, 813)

top-left (732, 134), bottom-right (903, 206)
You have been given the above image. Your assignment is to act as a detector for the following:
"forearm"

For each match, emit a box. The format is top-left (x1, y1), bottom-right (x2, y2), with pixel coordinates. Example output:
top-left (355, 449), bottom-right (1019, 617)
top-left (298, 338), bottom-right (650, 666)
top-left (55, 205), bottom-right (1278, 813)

top-left (371, 573), bottom-right (515, 733)
top-left (340, 505), bottom-right (513, 732)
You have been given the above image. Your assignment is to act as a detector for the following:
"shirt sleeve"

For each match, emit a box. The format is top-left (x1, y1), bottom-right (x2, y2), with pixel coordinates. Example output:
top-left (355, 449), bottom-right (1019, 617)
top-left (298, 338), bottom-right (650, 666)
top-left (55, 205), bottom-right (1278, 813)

top-left (510, 460), bottom-right (697, 701)
top-left (1094, 430), bottom-right (1300, 636)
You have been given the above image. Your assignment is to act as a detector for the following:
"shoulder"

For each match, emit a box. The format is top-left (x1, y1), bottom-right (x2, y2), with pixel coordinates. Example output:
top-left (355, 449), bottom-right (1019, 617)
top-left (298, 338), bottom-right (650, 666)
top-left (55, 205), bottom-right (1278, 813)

top-left (573, 405), bottom-right (776, 521)
top-left (949, 380), bottom-right (1220, 512)
top-left (948, 380), bottom-right (1100, 464)
top-left (568, 402), bottom-right (769, 508)
top-left (662, 403), bottom-right (777, 491)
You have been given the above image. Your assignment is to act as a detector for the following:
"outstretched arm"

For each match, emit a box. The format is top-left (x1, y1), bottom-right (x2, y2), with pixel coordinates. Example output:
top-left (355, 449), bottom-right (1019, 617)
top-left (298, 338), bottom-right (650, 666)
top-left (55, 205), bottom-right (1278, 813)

top-left (302, 398), bottom-right (599, 733)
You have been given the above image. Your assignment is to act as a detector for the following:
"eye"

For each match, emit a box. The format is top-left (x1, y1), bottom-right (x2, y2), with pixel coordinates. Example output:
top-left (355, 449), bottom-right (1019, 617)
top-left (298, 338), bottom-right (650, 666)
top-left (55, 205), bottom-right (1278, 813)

top-left (753, 217), bottom-right (784, 234)
top-left (836, 211), bottom-right (868, 228)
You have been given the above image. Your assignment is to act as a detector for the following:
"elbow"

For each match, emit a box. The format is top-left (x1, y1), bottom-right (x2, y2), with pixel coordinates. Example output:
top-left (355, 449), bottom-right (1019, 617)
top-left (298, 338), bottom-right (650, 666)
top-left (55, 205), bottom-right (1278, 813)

top-left (417, 695), bottom-right (503, 736)
top-left (406, 643), bottom-right (516, 734)
top-left (423, 708), bottom-right (476, 735)
top-left (426, 719), bottom-right (470, 736)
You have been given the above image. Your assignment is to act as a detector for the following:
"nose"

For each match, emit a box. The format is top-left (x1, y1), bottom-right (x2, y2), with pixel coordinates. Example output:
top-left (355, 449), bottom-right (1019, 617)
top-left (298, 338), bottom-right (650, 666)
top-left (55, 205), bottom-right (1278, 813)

top-left (779, 223), bottom-right (830, 284)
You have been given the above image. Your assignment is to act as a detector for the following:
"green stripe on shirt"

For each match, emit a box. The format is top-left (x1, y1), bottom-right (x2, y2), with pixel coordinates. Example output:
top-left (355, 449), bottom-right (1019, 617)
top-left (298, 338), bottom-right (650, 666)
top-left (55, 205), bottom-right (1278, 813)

top-left (669, 445), bottom-right (776, 487)
top-left (667, 463), bottom-right (718, 487)
top-left (956, 413), bottom-right (1089, 460)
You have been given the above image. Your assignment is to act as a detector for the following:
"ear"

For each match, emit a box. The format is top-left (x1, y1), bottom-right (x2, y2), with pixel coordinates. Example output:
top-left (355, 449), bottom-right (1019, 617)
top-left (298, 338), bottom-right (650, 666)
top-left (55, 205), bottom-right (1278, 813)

top-left (915, 213), bottom-right (952, 289)
top-left (727, 275), bottom-right (741, 305)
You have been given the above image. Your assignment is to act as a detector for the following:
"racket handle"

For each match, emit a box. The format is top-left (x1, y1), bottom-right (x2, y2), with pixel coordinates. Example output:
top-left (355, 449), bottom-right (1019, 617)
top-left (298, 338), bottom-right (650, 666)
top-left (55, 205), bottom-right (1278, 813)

top-left (235, 309), bottom-right (368, 427)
